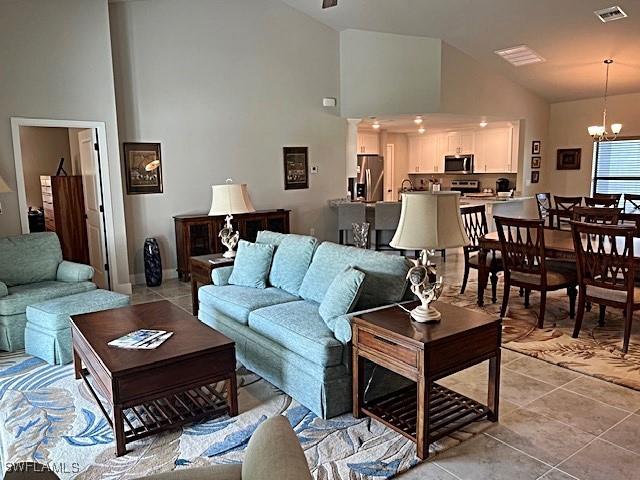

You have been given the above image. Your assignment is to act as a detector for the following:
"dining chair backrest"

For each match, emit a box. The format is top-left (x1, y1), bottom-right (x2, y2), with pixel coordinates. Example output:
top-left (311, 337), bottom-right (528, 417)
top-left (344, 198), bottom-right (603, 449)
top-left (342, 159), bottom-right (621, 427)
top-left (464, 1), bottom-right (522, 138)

top-left (584, 197), bottom-right (619, 208)
top-left (495, 216), bottom-right (547, 286)
top-left (535, 193), bottom-right (552, 224)
top-left (623, 193), bottom-right (640, 212)
top-left (337, 203), bottom-right (366, 230)
top-left (572, 206), bottom-right (622, 225)
top-left (373, 202), bottom-right (401, 231)
top-left (570, 221), bottom-right (635, 294)
top-left (593, 193), bottom-right (622, 203)
top-left (460, 204), bottom-right (488, 253)
top-left (553, 196), bottom-right (583, 229)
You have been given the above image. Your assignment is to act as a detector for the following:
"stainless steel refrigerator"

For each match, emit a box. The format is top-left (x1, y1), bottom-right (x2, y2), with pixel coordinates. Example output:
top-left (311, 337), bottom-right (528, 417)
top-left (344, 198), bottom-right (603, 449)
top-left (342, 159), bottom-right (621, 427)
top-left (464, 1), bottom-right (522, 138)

top-left (356, 155), bottom-right (384, 202)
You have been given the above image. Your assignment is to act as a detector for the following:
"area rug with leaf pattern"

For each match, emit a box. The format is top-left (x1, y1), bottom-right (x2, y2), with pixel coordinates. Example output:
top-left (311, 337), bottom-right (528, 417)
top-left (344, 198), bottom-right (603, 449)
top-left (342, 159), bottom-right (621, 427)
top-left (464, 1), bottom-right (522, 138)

top-left (0, 351), bottom-right (490, 480)
top-left (440, 281), bottom-right (640, 391)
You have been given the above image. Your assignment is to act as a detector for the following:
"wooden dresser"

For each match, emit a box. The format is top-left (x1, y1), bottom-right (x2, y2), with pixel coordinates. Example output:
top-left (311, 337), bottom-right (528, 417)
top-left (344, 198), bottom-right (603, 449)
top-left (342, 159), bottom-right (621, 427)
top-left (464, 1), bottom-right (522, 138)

top-left (41, 175), bottom-right (89, 264)
top-left (174, 209), bottom-right (290, 281)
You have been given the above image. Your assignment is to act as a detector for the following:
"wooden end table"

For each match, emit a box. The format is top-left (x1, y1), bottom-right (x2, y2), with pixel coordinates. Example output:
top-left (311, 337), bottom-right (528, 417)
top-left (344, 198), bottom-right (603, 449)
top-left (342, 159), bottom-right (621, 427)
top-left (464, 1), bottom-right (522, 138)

top-left (190, 253), bottom-right (234, 315)
top-left (71, 301), bottom-right (238, 457)
top-left (352, 301), bottom-right (501, 460)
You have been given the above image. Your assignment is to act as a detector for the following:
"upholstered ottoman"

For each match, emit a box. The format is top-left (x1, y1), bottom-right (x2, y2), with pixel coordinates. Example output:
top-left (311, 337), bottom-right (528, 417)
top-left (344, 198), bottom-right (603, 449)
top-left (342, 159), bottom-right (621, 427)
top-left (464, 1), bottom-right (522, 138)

top-left (25, 289), bottom-right (130, 365)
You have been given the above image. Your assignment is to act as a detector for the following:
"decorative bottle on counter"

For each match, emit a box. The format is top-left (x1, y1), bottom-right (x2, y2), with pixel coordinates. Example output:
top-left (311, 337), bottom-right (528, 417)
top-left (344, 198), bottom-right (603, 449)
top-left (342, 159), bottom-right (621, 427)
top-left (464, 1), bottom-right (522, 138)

top-left (144, 238), bottom-right (162, 287)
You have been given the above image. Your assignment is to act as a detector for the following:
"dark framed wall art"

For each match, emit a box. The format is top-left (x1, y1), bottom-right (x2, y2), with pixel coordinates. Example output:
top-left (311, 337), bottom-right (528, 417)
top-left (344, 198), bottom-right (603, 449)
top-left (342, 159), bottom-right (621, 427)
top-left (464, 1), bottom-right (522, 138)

top-left (283, 146), bottom-right (309, 190)
top-left (123, 142), bottom-right (163, 194)
top-left (531, 140), bottom-right (541, 155)
top-left (557, 148), bottom-right (582, 170)
top-left (531, 156), bottom-right (541, 169)
top-left (531, 171), bottom-right (540, 183)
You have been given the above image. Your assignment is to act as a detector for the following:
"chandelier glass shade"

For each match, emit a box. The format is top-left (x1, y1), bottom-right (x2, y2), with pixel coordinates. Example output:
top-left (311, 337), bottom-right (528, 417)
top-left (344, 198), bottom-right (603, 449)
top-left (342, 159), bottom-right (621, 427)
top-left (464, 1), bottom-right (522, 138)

top-left (588, 59), bottom-right (622, 142)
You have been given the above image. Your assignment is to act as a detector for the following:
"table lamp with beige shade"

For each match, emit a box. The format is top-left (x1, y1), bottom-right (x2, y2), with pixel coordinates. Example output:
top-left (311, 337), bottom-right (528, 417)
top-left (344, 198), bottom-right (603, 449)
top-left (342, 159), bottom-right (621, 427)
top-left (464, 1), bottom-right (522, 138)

top-left (0, 174), bottom-right (12, 215)
top-left (391, 191), bottom-right (469, 322)
top-left (208, 179), bottom-right (256, 258)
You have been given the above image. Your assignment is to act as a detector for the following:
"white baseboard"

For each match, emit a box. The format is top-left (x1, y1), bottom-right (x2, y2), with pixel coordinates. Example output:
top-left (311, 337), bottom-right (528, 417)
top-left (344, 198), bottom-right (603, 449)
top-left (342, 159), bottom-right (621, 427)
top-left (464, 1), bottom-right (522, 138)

top-left (130, 268), bottom-right (179, 286)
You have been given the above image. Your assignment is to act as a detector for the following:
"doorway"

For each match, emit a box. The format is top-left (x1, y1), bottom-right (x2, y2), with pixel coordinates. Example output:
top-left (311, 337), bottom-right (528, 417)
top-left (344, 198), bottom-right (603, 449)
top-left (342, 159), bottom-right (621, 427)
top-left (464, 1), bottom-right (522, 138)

top-left (11, 119), bottom-right (112, 289)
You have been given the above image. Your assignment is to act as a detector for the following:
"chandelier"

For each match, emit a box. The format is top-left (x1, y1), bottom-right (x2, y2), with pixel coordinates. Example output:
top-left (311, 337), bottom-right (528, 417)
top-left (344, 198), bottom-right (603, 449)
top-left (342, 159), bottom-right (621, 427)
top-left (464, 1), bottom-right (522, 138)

top-left (588, 59), bottom-right (622, 142)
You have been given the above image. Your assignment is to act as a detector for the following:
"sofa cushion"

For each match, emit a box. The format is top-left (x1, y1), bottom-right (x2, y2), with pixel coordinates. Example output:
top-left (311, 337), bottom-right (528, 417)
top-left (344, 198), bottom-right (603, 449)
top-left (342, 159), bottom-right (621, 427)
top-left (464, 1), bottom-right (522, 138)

top-left (256, 230), bottom-right (286, 246)
top-left (249, 300), bottom-right (344, 368)
top-left (298, 242), bottom-right (410, 310)
top-left (228, 240), bottom-right (275, 289)
top-left (26, 289), bottom-right (130, 331)
top-left (0, 281), bottom-right (96, 316)
top-left (258, 233), bottom-right (318, 295)
top-left (199, 285), bottom-right (298, 325)
top-left (0, 281), bottom-right (7, 298)
top-left (0, 233), bottom-right (62, 287)
top-left (319, 267), bottom-right (365, 331)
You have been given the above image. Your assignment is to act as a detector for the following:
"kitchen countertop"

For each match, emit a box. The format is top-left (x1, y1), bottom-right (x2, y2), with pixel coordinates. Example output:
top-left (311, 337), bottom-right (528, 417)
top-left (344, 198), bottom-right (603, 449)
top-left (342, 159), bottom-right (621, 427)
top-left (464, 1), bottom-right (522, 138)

top-left (329, 195), bottom-right (533, 208)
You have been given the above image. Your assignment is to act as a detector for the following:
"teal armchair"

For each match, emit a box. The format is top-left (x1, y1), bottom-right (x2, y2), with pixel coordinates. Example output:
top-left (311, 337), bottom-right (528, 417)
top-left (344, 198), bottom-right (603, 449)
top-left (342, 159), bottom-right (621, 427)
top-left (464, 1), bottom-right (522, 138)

top-left (0, 233), bottom-right (96, 352)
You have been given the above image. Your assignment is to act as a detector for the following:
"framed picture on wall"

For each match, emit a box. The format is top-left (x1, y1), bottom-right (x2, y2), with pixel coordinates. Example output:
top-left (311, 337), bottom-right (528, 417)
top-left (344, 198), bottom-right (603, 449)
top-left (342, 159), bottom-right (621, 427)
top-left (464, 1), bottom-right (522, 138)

top-left (531, 140), bottom-right (541, 155)
top-left (283, 146), bottom-right (309, 190)
top-left (531, 171), bottom-right (540, 184)
top-left (557, 148), bottom-right (582, 170)
top-left (531, 156), bottom-right (541, 169)
top-left (123, 142), bottom-right (163, 194)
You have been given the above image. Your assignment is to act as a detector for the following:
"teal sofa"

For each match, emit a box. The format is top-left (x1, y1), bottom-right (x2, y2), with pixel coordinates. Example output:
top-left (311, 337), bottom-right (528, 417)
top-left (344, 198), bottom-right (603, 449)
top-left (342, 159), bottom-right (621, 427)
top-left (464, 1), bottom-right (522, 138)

top-left (0, 233), bottom-right (96, 352)
top-left (198, 231), bottom-right (412, 418)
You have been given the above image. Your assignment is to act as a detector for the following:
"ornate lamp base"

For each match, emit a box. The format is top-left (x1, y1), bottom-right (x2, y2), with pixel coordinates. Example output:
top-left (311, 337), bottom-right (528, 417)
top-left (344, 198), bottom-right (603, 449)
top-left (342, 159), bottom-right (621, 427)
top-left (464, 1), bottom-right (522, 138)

top-left (410, 303), bottom-right (442, 323)
top-left (222, 249), bottom-right (236, 259)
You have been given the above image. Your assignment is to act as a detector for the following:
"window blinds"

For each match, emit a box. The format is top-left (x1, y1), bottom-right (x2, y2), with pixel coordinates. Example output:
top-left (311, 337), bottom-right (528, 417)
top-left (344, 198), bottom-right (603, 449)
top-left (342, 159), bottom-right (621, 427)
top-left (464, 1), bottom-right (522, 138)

top-left (593, 139), bottom-right (640, 195)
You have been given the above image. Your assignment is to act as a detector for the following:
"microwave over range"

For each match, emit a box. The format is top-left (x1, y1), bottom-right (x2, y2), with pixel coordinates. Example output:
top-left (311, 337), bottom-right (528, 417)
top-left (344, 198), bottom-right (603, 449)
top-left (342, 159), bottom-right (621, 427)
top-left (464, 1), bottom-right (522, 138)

top-left (444, 154), bottom-right (474, 174)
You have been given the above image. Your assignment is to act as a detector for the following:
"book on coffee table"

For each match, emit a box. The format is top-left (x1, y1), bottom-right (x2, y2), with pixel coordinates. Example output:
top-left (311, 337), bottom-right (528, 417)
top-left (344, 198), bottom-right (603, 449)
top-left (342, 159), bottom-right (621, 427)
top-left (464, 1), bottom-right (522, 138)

top-left (108, 329), bottom-right (173, 350)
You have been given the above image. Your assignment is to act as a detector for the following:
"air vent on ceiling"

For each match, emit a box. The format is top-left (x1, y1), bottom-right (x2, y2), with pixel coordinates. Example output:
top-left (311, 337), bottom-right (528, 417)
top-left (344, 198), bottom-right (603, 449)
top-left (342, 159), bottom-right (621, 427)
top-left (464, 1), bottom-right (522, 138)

top-left (494, 45), bottom-right (545, 67)
top-left (595, 6), bottom-right (628, 23)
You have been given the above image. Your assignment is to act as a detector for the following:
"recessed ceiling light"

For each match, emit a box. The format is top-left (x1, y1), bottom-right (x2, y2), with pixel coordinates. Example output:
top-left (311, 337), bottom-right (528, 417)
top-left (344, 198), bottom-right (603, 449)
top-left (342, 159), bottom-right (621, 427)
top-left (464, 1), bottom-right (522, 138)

top-left (418, 126), bottom-right (426, 134)
top-left (594, 6), bottom-right (627, 23)
top-left (479, 121), bottom-right (488, 128)
top-left (414, 116), bottom-right (423, 125)
top-left (495, 45), bottom-right (545, 67)
top-left (372, 119), bottom-right (381, 129)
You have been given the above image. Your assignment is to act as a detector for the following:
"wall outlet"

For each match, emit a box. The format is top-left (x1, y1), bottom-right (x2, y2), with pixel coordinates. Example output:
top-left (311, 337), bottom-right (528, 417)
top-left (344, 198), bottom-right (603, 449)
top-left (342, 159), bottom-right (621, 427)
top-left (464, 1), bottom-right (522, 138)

top-left (311, 165), bottom-right (319, 174)
top-left (310, 228), bottom-right (316, 236)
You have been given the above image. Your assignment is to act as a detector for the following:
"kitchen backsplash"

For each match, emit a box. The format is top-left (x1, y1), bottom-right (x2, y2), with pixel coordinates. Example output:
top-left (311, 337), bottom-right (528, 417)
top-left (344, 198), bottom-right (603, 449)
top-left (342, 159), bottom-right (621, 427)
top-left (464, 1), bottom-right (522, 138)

top-left (408, 173), bottom-right (517, 191)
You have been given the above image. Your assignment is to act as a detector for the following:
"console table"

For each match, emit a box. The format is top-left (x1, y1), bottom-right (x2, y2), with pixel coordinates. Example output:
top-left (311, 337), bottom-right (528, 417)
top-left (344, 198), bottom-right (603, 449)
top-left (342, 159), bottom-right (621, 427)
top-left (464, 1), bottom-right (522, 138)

top-left (352, 301), bottom-right (501, 459)
top-left (174, 209), bottom-right (290, 281)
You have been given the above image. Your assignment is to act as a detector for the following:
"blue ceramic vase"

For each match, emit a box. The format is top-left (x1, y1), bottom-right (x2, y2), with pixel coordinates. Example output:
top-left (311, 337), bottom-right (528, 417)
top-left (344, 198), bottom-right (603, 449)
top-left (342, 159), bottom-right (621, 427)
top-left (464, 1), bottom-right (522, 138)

top-left (144, 238), bottom-right (162, 287)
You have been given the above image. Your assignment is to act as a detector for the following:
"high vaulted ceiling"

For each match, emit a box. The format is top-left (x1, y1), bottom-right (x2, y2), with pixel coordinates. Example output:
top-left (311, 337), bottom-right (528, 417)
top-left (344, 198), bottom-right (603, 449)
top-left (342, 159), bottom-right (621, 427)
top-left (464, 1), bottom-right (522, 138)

top-left (281, 0), bottom-right (640, 103)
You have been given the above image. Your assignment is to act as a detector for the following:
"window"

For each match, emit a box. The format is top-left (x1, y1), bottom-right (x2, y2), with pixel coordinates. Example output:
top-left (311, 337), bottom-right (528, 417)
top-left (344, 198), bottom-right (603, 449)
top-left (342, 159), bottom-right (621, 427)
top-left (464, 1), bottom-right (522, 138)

top-left (592, 138), bottom-right (640, 196)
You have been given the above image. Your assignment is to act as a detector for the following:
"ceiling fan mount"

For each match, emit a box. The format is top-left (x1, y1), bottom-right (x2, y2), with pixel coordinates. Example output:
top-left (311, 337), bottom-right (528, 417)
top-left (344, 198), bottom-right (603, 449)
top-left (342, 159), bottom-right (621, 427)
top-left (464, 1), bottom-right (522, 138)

top-left (322, 0), bottom-right (338, 9)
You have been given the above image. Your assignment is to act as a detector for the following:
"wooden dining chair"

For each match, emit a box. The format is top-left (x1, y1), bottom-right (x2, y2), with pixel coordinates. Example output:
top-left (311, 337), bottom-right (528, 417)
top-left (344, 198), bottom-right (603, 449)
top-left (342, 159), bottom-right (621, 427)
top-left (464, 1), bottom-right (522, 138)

top-left (593, 193), bottom-right (622, 203)
top-left (553, 196), bottom-right (582, 230)
top-left (495, 216), bottom-right (578, 328)
top-left (535, 193), bottom-right (552, 227)
top-left (570, 221), bottom-right (639, 353)
top-left (623, 193), bottom-right (640, 212)
top-left (460, 205), bottom-right (503, 302)
top-left (584, 197), bottom-right (619, 208)
top-left (572, 206), bottom-right (622, 225)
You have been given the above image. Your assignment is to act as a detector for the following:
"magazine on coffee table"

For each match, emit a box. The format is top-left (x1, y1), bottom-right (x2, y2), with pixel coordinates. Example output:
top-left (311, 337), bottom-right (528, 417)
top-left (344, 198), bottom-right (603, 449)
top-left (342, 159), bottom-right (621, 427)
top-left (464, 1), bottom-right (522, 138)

top-left (108, 329), bottom-right (174, 350)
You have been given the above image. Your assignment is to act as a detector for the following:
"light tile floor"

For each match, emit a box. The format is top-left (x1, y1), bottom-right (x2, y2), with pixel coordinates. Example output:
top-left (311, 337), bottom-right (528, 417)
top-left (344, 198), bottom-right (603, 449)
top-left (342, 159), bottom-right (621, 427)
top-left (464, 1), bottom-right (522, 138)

top-left (132, 251), bottom-right (640, 480)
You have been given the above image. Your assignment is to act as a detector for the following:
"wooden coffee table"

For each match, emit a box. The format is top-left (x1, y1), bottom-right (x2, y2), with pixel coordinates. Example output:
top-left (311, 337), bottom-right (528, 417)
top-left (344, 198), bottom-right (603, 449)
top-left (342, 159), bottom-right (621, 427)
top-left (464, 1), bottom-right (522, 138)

top-left (71, 301), bottom-right (237, 457)
top-left (352, 301), bottom-right (501, 460)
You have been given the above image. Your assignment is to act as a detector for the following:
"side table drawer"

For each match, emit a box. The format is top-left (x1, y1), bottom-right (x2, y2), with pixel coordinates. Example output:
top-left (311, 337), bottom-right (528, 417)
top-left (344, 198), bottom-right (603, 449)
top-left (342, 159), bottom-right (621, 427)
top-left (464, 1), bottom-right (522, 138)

top-left (358, 329), bottom-right (417, 368)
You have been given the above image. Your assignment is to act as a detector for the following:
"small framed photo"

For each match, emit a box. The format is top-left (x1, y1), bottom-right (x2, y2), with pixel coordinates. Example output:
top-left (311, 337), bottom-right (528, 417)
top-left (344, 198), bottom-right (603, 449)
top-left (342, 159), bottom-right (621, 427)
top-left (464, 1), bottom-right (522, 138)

top-left (123, 142), bottom-right (163, 194)
top-left (557, 148), bottom-right (582, 170)
top-left (531, 156), bottom-right (541, 169)
top-left (531, 171), bottom-right (540, 184)
top-left (283, 146), bottom-right (309, 190)
top-left (532, 140), bottom-right (541, 155)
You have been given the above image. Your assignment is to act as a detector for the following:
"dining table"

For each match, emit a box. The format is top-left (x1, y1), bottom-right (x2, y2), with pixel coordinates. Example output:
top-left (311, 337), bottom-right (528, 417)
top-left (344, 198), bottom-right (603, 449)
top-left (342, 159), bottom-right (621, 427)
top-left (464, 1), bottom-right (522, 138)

top-left (476, 226), bottom-right (640, 306)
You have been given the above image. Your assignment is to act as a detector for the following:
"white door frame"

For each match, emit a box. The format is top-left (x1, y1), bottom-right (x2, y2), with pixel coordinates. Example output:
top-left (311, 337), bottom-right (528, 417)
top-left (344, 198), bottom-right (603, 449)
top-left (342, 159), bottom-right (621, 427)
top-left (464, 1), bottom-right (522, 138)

top-left (384, 144), bottom-right (395, 202)
top-left (11, 117), bottom-right (117, 291)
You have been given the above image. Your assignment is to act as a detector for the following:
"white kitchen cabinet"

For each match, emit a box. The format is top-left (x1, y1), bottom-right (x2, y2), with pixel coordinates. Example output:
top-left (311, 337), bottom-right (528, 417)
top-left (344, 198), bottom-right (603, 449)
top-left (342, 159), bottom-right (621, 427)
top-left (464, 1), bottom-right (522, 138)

top-left (475, 127), bottom-right (514, 173)
top-left (446, 131), bottom-right (475, 156)
top-left (357, 132), bottom-right (380, 155)
top-left (408, 134), bottom-right (445, 174)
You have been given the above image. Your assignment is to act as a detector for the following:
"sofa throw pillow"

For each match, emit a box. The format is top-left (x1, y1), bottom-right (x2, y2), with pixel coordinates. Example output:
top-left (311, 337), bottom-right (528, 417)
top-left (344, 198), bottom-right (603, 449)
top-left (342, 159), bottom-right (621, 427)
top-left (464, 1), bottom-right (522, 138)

top-left (319, 267), bottom-right (366, 328)
top-left (228, 240), bottom-right (275, 289)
